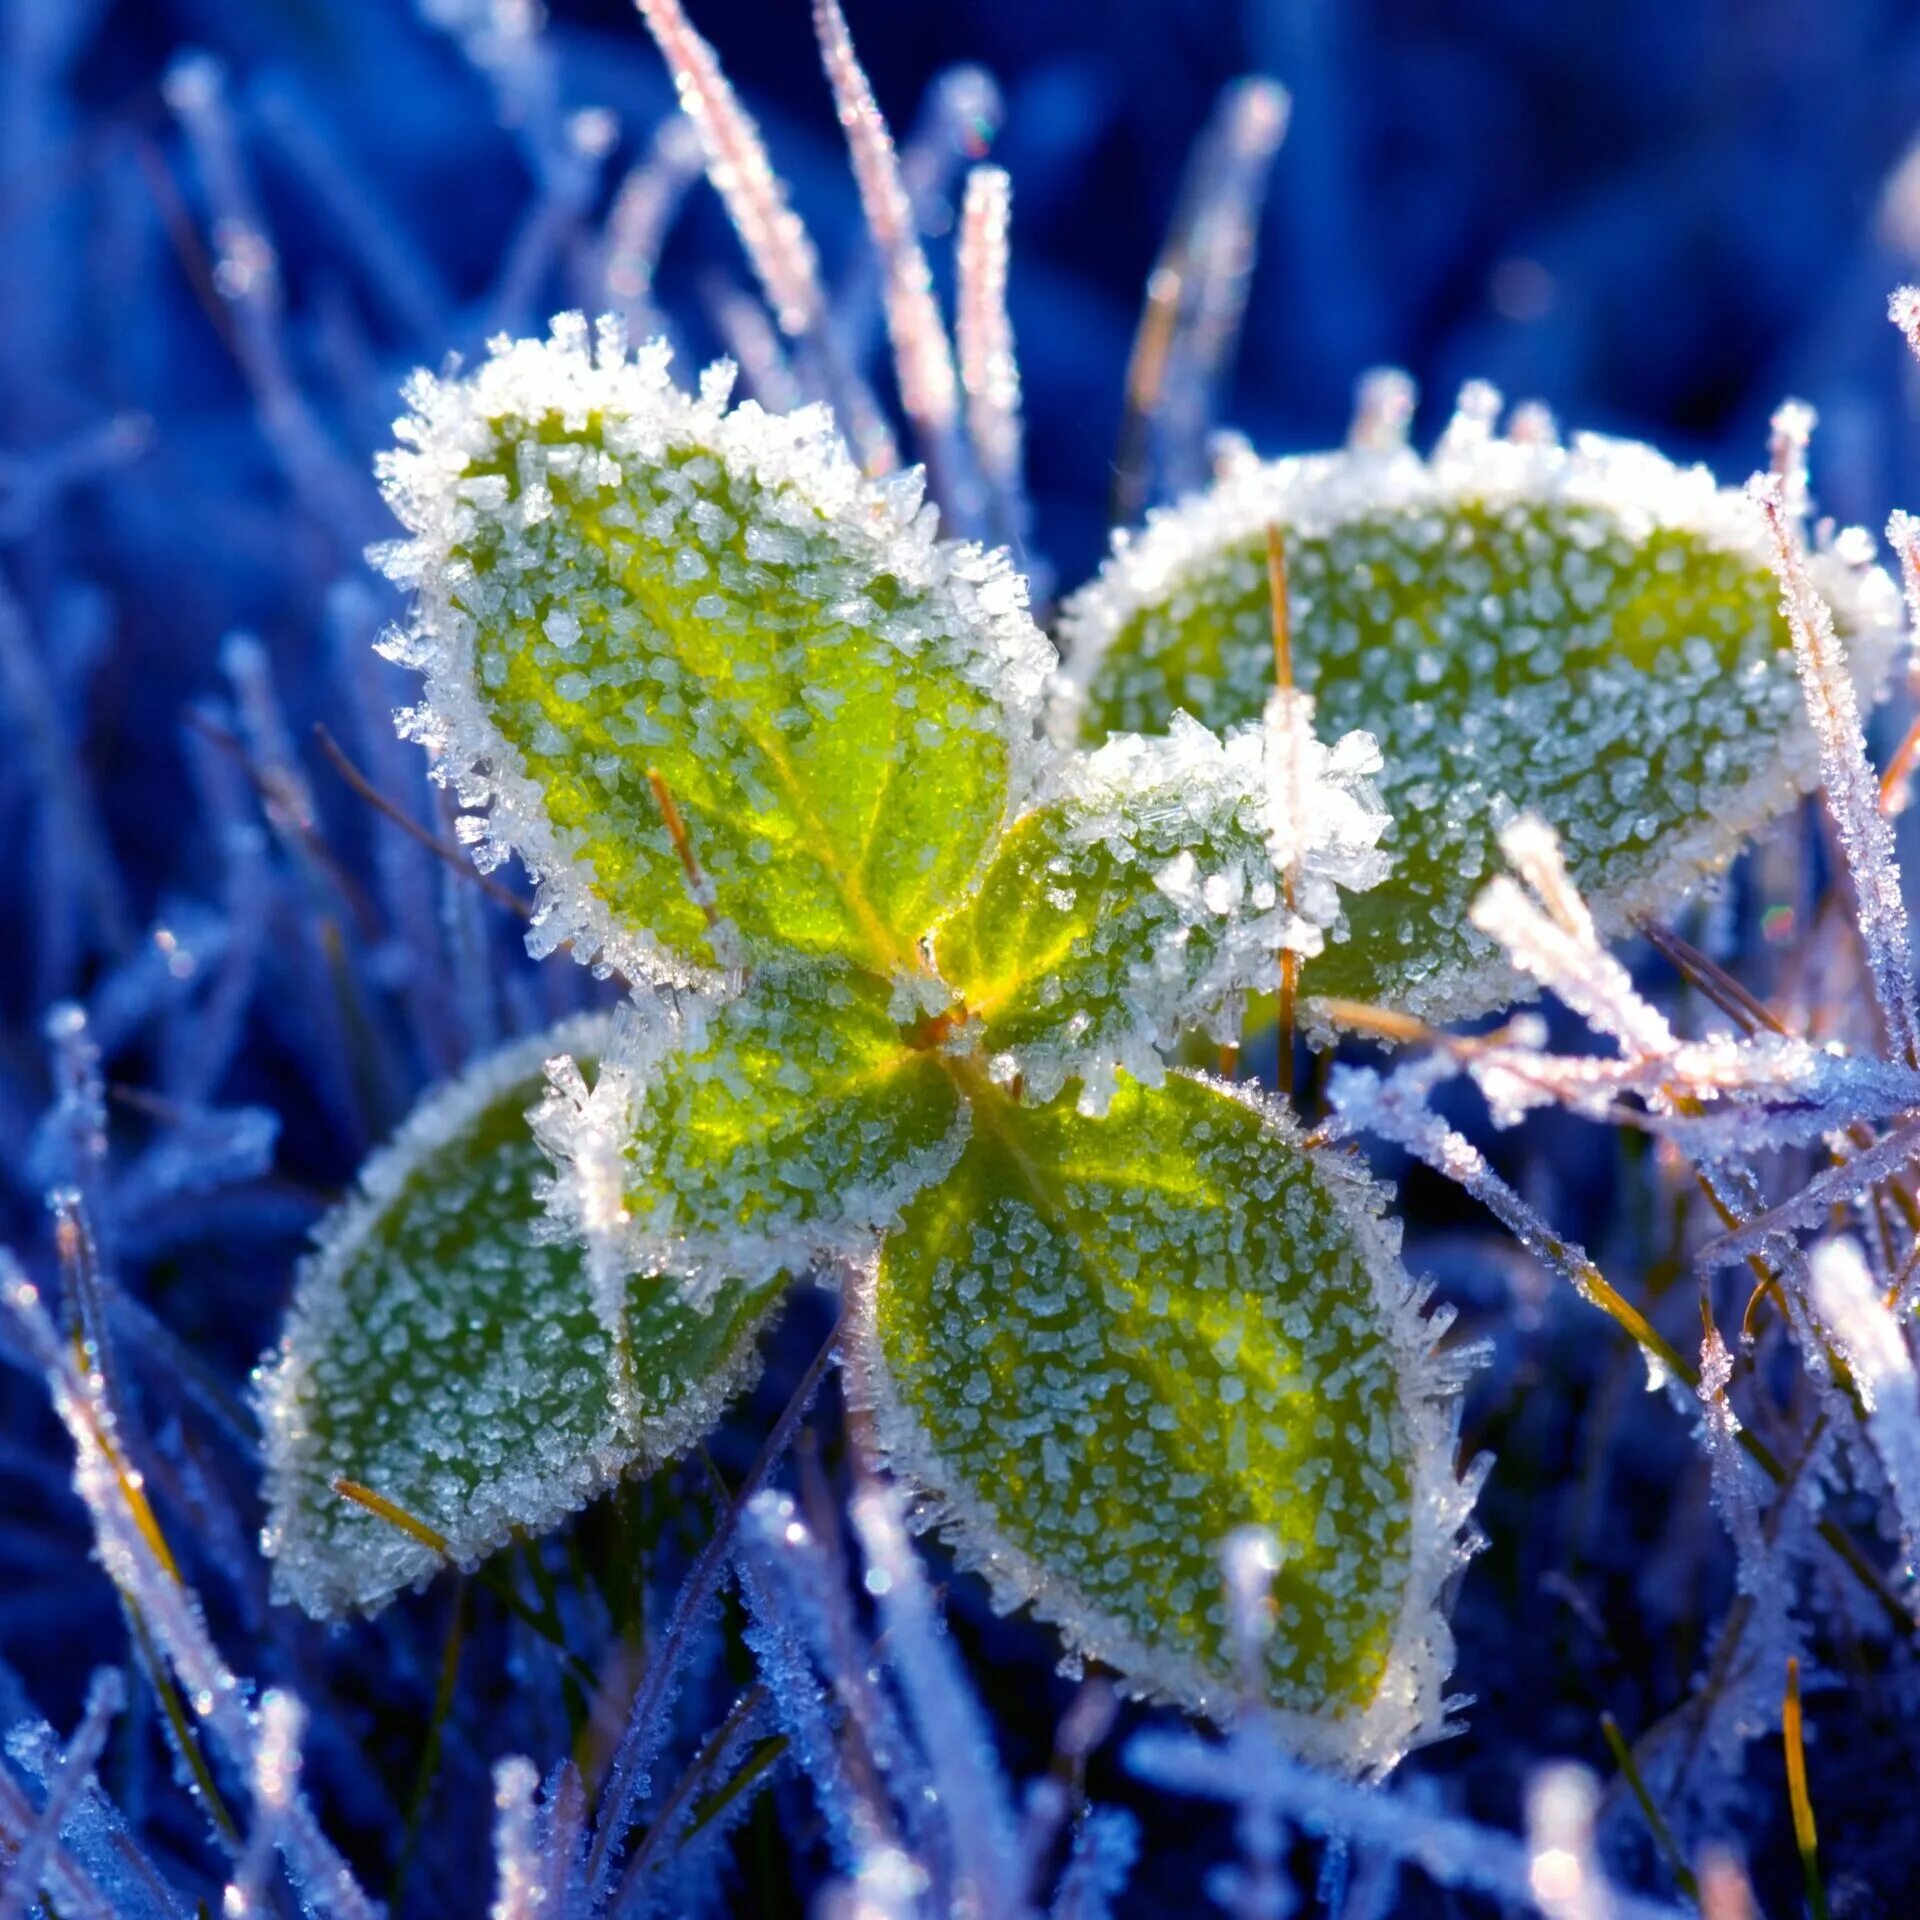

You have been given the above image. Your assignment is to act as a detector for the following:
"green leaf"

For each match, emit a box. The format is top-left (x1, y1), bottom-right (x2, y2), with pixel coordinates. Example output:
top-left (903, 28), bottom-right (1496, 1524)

top-left (375, 319), bottom-right (1053, 989)
top-left (556, 966), bottom-right (968, 1291)
top-left (1056, 409), bottom-right (1902, 1022)
top-left (260, 1016), bottom-right (777, 1619)
top-left (929, 715), bottom-right (1287, 1111)
top-left (856, 1068), bottom-right (1474, 1767)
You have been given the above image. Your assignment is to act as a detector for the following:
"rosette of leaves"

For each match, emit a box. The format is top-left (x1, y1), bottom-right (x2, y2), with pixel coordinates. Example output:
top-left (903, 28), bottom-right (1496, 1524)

top-left (263, 318), bottom-right (1475, 1768)
top-left (1055, 386), bottom-right (1905, 1025)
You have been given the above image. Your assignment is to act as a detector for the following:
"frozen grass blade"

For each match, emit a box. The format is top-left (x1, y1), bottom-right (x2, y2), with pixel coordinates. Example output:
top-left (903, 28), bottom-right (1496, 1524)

top-left (487, 1756), bottom-right (543, 1920)
top-left (1751, 470), bottom-right (1920, 1066)
top-left (599, 113), bottom-right (705, 339)
top-left (223, 1689), bottom-right (306, 1917)
top-left (0, 1666), bottom-right (124, 1920)
top-left (1, 1259), bottom-right (378, 1919)
top-left (846, 1475), bottom-right (1025, 1920)
top-left (1469, 815), bottom-right (1675, 1059)
top-left (956, 165), bottom-right (1028, 556)
top-left (585, 1315), bottom-right (839, 1904)
top-left (812, 0), bottom-right (962, 483)
top-left (0, 574), bottom-right (131, 996)
top-left (1809, 1236), bottom-right (1920, 1576)
top-left (1782, 1657), bottom-right (1831, 1920)
top-left (1694, 1115), bottom-right (1920, 1272)
top-left (1129, 1550), bottom-right (1685, 1919)
top-left (633, 0), bottom-right (823, 339)
top-left (1111, 78), bottom-right (1291, 520)
top-left (161, 53), bottom-right (376, 547)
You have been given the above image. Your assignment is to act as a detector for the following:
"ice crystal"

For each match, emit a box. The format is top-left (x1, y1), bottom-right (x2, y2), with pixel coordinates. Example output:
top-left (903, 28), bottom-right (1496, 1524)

top-left (1058, 396), bottom-right (1903, 1021)
top-left (1469, 814), bottom-right (1676, 1059)
top-left (259, 1015), bottom-right (776, 1617)
top-left (1257, 688), bottom-right (1391, 958)
top-left (930, 713), bottom-right (1288, 1109)
top-left (1694, 1118), bottom-right (1920, 1273)
top-left (928, 707), bottom-right (1384, 1111)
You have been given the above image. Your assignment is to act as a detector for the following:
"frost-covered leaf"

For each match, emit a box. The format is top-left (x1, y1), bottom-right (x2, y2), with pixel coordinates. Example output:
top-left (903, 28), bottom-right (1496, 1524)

top-left (260, 1016), bottom-right (776, 1618)
top-left (1056, 404), bottom-right (1903, 1022)
top-left (375, 316), bottom-right (1053, 989)
top-left (546, 966), bottom-right (968, 1296)
top-left (854, 1069), bottom-right (1474, 1769)
top-left (930, 714), bottom-right (1288, 1112)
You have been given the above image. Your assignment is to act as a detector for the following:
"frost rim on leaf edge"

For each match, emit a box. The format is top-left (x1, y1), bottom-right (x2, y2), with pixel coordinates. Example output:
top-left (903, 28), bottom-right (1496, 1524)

top-left (371, 313), bottom-right (1059, 993)
top-left (1050, 414), bottom-right (1907, 1029)
top-left (258, 1012), bottom-right (777, 1619)
top-left (845, 1068), bottom-right (1484, 1776)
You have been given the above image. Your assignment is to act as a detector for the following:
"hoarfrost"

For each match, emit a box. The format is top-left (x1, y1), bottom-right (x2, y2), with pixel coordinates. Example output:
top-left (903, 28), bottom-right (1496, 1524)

top-left (851, 1072), bottom-right (1482, 1774)
top-left (1751, 471), bottom-right (1919, 1066)
top-left (1257, 687), bottom-right (1391, 958)
top-left (541, 972), bottom-right (970, 1303)
top-left (1809, 1236), bottom-right (1920, 1576)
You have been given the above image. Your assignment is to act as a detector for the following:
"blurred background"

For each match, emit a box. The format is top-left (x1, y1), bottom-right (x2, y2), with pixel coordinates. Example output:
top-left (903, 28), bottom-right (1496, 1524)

top-left (13, 0), bottom-right (1920, 1062)
top-left (11, 0), bottom-right (1920, 1911)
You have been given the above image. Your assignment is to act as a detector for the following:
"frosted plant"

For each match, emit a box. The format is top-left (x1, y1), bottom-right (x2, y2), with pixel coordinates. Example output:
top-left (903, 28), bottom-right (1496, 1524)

top-left (1326, 764), bottom-right (1920, 1824)
top-left (259, 309), bottom-right (1476, 1770)
top-left (1054, 387), bottom-right (1904, 1024)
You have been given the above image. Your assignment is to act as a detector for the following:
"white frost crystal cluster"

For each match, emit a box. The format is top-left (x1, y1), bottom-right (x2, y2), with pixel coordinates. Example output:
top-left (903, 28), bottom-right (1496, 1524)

top-left (1258, 686), bottom-right (1391, 958)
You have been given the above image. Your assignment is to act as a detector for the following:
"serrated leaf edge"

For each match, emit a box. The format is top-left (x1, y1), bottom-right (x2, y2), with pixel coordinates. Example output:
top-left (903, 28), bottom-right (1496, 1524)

top-left (259, 1012), bottom-right (779, 1620)
top-left (845, 1069), bottom-right (1483, 1775)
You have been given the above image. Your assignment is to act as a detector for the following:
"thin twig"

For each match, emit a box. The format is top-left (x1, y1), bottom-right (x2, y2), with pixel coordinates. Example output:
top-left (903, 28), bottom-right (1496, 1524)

top-left (313, 722), bottom-right (531, 919)
top-left (646, 765), bottom-right (718, 929)
top-left (1268, 525), bottom-right (1298, 1102)
top-left (1783, 1656), bottom-right (1831, 1920)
